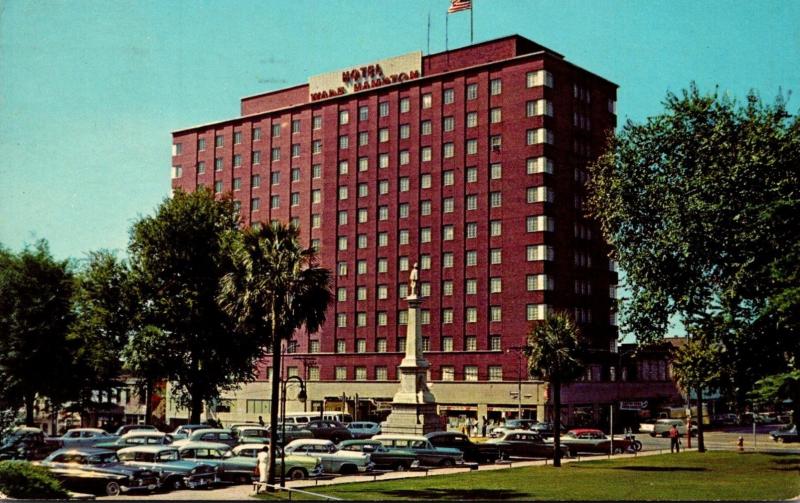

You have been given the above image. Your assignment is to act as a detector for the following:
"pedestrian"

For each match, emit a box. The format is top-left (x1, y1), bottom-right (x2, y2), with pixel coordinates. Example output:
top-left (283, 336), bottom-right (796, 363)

top-left (669, 424), bottom-right (680, 453)
top-left (258, 415), bottom-right (265, 427)
top-left (481, 416), bottom-right (488, 437)
top-left (257, 445), bottom-right (269, 484)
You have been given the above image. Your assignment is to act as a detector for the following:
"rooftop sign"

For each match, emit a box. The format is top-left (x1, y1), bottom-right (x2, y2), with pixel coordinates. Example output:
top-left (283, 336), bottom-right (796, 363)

top-left (308, 51), bottom-right (422, 102)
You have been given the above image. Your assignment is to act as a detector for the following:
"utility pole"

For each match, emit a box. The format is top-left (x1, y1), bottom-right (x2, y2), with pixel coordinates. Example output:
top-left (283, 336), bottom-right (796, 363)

top-left (508, 346), bottom-right (527, 419)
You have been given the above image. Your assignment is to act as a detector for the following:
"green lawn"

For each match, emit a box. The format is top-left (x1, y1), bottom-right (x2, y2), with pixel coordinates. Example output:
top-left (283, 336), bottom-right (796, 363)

top-left (256, 451), bottom-right (800, 501)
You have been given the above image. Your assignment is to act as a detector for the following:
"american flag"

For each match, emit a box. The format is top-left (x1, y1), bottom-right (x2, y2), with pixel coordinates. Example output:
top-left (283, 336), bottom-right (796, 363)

top-left (448, 0), bottom-right (472, 14)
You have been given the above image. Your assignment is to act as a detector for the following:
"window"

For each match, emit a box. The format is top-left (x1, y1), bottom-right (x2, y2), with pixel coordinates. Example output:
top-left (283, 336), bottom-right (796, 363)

top-left (421, 310), bottom-right (430, 325)
top-left (400, 97), bottom-right (410, 113)
top-left (379, 153), bottom-right (389, 168)
top-left (441, 366), bottom-right (455, 381)
top-left (312, 164), bottom-right (322, 178)
top-left (466, 139), bottom-right (478, 155)
top-left (399, 230), bottom-right (409, 245)
top-left (171, 166), bottom-right (183, 179)
top-left (377, 258), bottom-right (388, 273)
top-left (466, 250), bottom-right (477, 266)
top-left (443, 197), bottom-right (454, 213)
top-left (337, 261), bottom-right (348, 276)
top-left (490, 305), bottom-right (502, 322)
top-left (196, 161), bottom-right (206, 174)
top-left (442, 253), bottom-right (454, 268)
top-left (215, 135), bottom-right (224, 148)
top-left (398, 283), bottom-right (408, 298)
top-left (357, 260), bottom-right (367, 275)
top-left (272, 124), bottom-right (281, 137)
top-left (311, 140), bottom-right (322, 155)
top-left (443, 88), bottom-right (454, 104)
top-left (400, 124), bottom-right (410, 139)
top-left (399, 177), bottom-right (410, 192)
top-left (490, 135), bottom-right (502, 151)
top-left (490, 107), bottom-right (502, 123)
top-left (466, 166), bottom-right (478, 183)
top-left (490, 277), bottom-right (502, 294)
top-left (337, 288), bottom-right (347, 302)
top-left (197, 138), bottom-right (206, 151)
top-left (358, 106), bottom-right (368, 121)
top-left (399, 203), bottom-right (409, 218)
top-left (312, 116), bottom-right (322, 129)
top-left (339, 135), bottom-right (349, 149)
top-left (354, 366), bottom-right (367, 381)
top-left (527, 304), bottom-right (551, 321)
top-left (312, 189), bottom-right (321, 204)
top-left (421, 227), bottom-right (432, 243)
top-left (379, 128), bottom-right (389, 142)
top-left (465, 222), bottom-right (477, 239)
top-left (526, 216), bottom-right (555, 233)
top-left (490, 192), bottom-right (502, 208)
top-left (289, 119), bottom-right (300, 134)
top-left (360, 209), bottom-right (370, 223)
top-left (271, 147), bottom-right (280, 161)
top-left (251, 174), bottom-right (261, 187)
top-left (251, 197), bottom-right (261, 210)
top-left (490, 220), bottom-right (502, 236)
top-left (443, 116), bottom-right (455, 132)
top-left (421, 120), bottom-right (432, 135)
top-left (214, 158), bottom-right (223, 171)
top-left (339, 110), bottom-right (349, 125)
top-left (421, 174), bottom-right (432, 189)
top-left (379, 101), bottom-right (389, 117)
top-left (337, 236), bottom-right (347, 250)
top-left (357, 234), bottom-right (367, 249)
top-left (490, 335), bottom-right (502, 351)
top-left (357, 312), bottom-right (367, 327)
top-left (421, 146), bottom-right (432, 162)
top-left (337, 314), bottom-right (347, 328)
top-left (467, 83), bottom-right (478, 100)
top-left (419, 254), bottom-right (432, 270)
top-left (490, 248), bottom-right (502, 264)
top-left (441, 308), bottom-right (454, 325)
top-left (358, 183), bottom-right (368, 197)
top-left (442, 225), bottom-right (454, 241)
top-left (399, 256), bottom-right (409, 271)
top-left (488, 366), bottom-right (503, 381)
top-left (490, 78), bottom-right (502, 95)
top-left (213, 180), bottom-right (223, 193)
top-left (291, 144), bottom-right (300, 157)
top-left (359, 131), bottom-right (369, 146)
top-left (527, 99), bottom-right (554, 117)
top-left (527, 128), bottom-right (554, 145)
top-left (527, 157), bottom-right (554, 174)
top-left (338, 186), bottom-right (348, 200)
top-left (465, 279), bottom-right (477, 295)
top-left (417, 200), bottom-right (430, 216)
top-left (306, 366), bottom-right (320, 381)
top-left (335, 367), bottom-right (347, 380)
top-left (267, 195), bottom-right (279, 208)
top-left (398, 310), bottom-right (408, 325)
top-left (442, 280), bottom-right (453, 296)
top-left (379, 180), bottom-right (389, 194)
top-left (421, 93), bottom-right (432, 109)
top-left (378, 205), bottom-right (389, 221)
top-left (443, 142), bottom-right (454, 158)
top-left (233, 177), bottom-right (242, 191)
top-left (375, 366), bottom-right (388, 380)
top-left (526, 70), bottom-right (554, 88)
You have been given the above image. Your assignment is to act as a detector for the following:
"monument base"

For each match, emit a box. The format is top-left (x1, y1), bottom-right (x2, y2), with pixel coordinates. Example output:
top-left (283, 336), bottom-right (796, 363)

top-left (381, 402), bottom-right (440, 435)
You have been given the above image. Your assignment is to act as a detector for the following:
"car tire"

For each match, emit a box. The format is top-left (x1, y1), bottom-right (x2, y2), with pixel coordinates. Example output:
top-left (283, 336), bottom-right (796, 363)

top-left (287, 468), bottom-right (307, 480)
top-left (439, 458), bottom-right (454, 468)
top-left (169, 477), bottom-right (184, 491)
top-left (395, 462), bottom-right (408, 472)
top-left (104, 481), bottom-right (121, 497)
top-left (613, 446), bottom-right (624, 454)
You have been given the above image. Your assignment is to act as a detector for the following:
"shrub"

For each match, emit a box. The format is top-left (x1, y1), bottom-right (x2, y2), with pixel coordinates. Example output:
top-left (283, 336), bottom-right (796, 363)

top-left (0, 460), bottom-right (69, 499)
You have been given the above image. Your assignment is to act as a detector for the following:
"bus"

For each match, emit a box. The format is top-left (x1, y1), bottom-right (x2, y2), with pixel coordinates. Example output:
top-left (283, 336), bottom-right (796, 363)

top-left (281, 411), bottom-right (354, 425)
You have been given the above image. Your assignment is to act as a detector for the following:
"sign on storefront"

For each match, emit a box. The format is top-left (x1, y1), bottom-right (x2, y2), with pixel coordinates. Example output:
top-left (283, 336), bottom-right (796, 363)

top-left (620, 400), bottom-right (648, 410)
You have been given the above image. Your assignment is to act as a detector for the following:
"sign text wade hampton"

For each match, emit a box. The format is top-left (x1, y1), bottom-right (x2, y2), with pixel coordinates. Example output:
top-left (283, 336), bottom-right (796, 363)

top-left (308, 52), bottom-right (422, 102)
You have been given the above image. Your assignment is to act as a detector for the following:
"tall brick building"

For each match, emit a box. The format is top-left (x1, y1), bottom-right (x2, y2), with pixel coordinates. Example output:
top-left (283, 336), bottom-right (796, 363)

top-left (168, 35), bottom-right (670, 428)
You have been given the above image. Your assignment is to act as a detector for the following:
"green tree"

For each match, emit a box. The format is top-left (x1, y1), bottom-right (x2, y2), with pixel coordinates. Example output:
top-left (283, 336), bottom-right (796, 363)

top-left (121, 326), bottom-right (169, 426)
top-left (0, 241), bottom-right (76, 425)
top-left (526, 311), bottom-right (585, 467)
top-left (750, 370), bottom-right (800, 425)
top-left (127, 189), bottom-right (258, 423)
top-left (588, 85), bottom-right (799, 424)
top-left (218, 222), bottom-right (332, 488)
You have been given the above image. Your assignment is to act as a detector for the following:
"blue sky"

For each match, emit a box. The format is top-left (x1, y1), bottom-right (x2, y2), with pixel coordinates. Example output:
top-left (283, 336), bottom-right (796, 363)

top-left (1, 0), bottom-right (798, 263)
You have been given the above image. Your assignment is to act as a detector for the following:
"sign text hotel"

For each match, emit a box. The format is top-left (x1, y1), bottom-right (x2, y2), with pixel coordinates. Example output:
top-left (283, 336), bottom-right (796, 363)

top-left (308, 52), bottom-right (422, 102)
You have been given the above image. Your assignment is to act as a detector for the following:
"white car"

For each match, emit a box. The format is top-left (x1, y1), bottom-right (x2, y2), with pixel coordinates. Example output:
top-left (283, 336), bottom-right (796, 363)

top-left (347, 421), bottom-right (381, 439)
top-left (283, 439), bottom-right (373, 474)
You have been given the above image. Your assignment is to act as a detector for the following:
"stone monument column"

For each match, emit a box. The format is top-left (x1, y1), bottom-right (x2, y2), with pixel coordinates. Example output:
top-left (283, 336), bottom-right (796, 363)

top-left (381, 263), bottom-right (440, 434)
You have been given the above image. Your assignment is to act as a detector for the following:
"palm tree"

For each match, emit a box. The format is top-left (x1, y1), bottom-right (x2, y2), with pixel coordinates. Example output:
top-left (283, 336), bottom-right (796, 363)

top-left (218, 222), bottom-right (332, 488)
top-left (526, 311), bottom-right (585, 467)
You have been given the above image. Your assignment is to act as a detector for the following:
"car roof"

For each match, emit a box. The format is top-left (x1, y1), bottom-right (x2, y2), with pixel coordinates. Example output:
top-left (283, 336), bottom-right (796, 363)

top-left (338, 439), bottom-right (379, 446)
top-left (52, 447), bottom-right (117, 456)
top-left (233, 443), bottom-right (270, 451)
top-left (65, 428), bottom-right (108, 434)
top-left (237, 426), bottom-right (269, 432)
top-left (120, 432), bottom-right (167, 438)
top-left (190, 428), bottom-right (232, 435)
top-left (425, 431), bottom-right (462, 438)
top-left (568, 428), bottom-right (605, 434)
top-left (176, 441), bottom-right (231, 450)
top-left (373, 434), bottom-right (427, 441)
top-left (286, 439), bottom-right (333, 446)
top-left (118, 445), bottom-right (177, 454)
top-left (501, 429), bottom-right (539, 435)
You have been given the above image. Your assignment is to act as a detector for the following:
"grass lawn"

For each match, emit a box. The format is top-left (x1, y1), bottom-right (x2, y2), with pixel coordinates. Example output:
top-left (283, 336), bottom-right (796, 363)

top-left (256, 451), bottom-right (800, 501)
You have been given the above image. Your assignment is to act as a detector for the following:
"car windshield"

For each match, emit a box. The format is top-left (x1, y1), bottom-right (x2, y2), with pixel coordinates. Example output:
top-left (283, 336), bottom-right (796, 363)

top-left (118, 451), bottom-right (155, 462)
top-left (88, 452), bottom-right (119, 464)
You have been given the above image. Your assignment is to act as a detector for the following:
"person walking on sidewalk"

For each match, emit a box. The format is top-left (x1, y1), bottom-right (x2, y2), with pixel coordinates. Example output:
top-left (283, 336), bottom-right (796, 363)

top-left (669, 424), bottom-right (680, 453)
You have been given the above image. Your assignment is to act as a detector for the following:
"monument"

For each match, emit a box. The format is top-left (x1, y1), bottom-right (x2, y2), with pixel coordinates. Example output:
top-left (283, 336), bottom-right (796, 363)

top-left (381, 262), bottom-right (440, 434)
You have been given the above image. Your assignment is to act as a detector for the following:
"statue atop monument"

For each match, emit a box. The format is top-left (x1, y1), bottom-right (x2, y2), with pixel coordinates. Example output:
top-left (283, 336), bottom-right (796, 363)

top-left (409, 262), bottom-right (419, 297)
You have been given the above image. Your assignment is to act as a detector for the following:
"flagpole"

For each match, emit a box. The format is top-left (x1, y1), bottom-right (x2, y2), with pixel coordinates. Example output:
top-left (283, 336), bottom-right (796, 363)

top-left (470, 1), bottom-right (474, 44)
top-left (445, 12), bottom-right (449, 52)
top-left (427, 11), bottom-right (431, 54)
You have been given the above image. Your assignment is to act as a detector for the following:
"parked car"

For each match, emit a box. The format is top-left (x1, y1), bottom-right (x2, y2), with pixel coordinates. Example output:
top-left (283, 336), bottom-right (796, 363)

top-left (486, 430), bottom-right (570, 459)
top-left (117, 445), bottom-right (217, 490)
top-left (173, 428), bottom-right (238, 448)
top-left (553, 429), bottom-right (636, 455)
top-left (114, 424), bottom-right (158, 436)
top-left (372, 434), bottom-right (463, 467)
top-left (711, 413), bottom-right (739, 427)
top-left (426, 431), bottom-right (502, 463)
top-left (529, 422), bottom-right (565, 439)
top-left (770, 424), bottom-right (799, 443)
top-left (95, 432), bottom-right (173, 451)
top-left (283, 438), bottom-right (373, 474)
top-left (170, 424), bottom-right (212, 440)
top-left (347, 421), bottom-right (381, 439)
top-left (0, 427), bottom-right (58, 460)
top-left (337, 439), bottom-right (418, 471)
top-left (304, 420), bottom-right (353, 443)
top-left (228, 443), bottom-right (324, 481)
top-left (39, 447), bottom-right (159, 496)
top-left (489, 419), bottom-right (538, 438)
top-left (176, 441), bottom-right (253, 483)
top-left (50, 428), bottom-right (119, 448)
top-left (644, 419), bottom-right (697, 437)
top-left (231, 426), bottom-right (270, 444)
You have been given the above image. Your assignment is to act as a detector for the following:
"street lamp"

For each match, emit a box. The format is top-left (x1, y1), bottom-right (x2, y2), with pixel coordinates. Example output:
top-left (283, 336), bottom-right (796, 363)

top-left (280, 375), bottom-right (307, 488)
top-left (508, 346), bottom-right (527, 419)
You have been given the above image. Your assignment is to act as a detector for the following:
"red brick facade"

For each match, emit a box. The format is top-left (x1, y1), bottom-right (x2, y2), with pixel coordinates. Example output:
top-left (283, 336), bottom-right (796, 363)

top-left (171, 35), bottom-right (619, 389)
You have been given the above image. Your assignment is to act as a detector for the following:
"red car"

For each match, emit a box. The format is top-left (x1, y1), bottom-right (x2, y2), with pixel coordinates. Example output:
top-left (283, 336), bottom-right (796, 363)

top-left (553, 429), bottom-right (636, 455)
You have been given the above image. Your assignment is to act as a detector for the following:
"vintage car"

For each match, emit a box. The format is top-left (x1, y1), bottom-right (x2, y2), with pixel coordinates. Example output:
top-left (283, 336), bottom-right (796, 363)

top-left (172, 428), bottom-right (238, 448)
top-left (39, 447), bottom-right (159, 496)
top-left (489, 419), bottom-right (538, 438)
top-left (284, 438), bottom-right (373, 474)
top-left (113, 424), bottom-right (158, 436)
top-left (770, 424), bottom-right (799, 443)
top-left (117, 445), bottom-right (217, 490)
top-left (550, 429), bottom-right (636, 455)
top-left (337, 439), bottom-right (418, 471)
top-left (95, 432), bottom-right (173, 451)
top-left (529, 422), bottom-right (566, 439)
top-left (175, 441), bottom-right (254, 483)
top-left (231, 425), bottom-right (313, 446)
top-left (0, 427), bottom-right (58, 460)
top-left (49, 428), bottom-right (118, 448)
top-left (426, 431), bottom-right (502, 463)
top-left (372, 434), bottom-right (464, 467)
top-left (486, 430), bottom-right (570, 459)
top-left (346, 422), bottom-right (382, 439)
top-left (228, 443), bottom-right (323, 480)
top-left (304, 421), bottom-right (353, 444)
top-left (642, 419), bottom-right (697, 437)
top-left (170, 423), bottom-right (212, 441)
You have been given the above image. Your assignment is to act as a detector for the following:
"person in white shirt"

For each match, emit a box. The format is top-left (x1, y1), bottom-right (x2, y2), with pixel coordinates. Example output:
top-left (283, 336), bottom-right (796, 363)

top-left (257, 446), bottom-right (269, 483)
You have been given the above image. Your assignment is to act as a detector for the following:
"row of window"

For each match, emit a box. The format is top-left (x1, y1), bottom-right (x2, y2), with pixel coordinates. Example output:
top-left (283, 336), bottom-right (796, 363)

top-left (294, 365), bottom-right (505, 382)
top-left (323, 334), bottom-right (502, 354)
